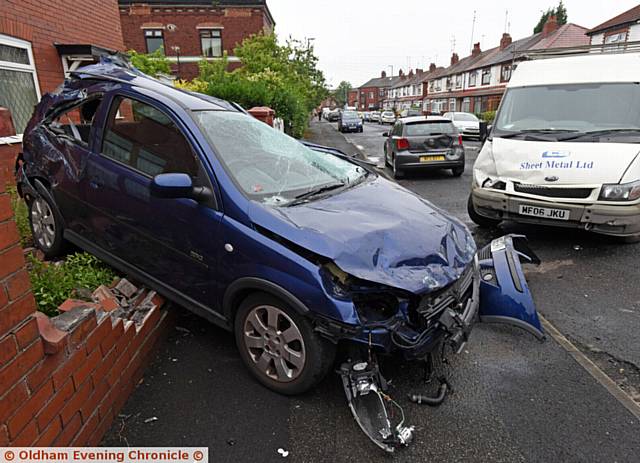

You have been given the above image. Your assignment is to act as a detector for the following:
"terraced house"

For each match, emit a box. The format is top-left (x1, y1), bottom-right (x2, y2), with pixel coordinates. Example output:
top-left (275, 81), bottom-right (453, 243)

top-left (118, 0), bottom-right (275, 79)
top-left (424, 15), bottom-right (589, 115)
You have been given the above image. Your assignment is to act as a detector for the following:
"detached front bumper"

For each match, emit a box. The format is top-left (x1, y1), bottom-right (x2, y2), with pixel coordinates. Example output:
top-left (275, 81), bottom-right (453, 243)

top-left (472, 187), bottom-right (640, 237)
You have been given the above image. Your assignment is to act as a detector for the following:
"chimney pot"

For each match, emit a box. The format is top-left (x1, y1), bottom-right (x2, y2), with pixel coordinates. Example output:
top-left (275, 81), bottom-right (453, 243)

top-left (399, 69), bottom-right (404, 77)
top-left (381, 70), bottom-right (387, 78)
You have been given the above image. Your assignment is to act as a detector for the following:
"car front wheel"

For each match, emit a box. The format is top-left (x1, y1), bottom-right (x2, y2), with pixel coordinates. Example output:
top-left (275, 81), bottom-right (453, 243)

top-left (392, 156), bottom-right (404, 179)
top-left (234, 292), bottom-right (335, 395)
top-left (29, 193), bottom-right (66, 259)
top-left (451, 166), bottom-right (464, 177)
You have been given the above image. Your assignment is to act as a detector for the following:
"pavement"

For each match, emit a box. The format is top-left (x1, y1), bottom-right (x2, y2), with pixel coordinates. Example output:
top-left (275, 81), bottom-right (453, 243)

top-left (103, 119), bottom-right (640, 462)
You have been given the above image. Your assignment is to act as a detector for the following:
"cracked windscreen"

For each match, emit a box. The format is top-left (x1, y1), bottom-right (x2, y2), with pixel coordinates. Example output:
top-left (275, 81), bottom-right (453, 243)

top-left (193, 110), bottom-right (367, 205)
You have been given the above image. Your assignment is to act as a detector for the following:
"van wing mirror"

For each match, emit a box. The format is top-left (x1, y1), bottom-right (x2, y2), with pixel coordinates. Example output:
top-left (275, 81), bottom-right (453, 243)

top-left (479, 121), bottom-right (490, 142)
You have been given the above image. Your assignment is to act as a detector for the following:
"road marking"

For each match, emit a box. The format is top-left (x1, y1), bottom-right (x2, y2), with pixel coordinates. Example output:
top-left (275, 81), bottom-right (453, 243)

top-left (540, 315), bottom-right (640, 421)
top-left (356, 145), bottom-right (364, 150)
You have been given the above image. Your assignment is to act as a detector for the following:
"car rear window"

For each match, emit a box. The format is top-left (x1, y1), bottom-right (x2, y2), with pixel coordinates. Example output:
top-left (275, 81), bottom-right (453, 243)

top-left (405, 122), bottom-right (456, 136)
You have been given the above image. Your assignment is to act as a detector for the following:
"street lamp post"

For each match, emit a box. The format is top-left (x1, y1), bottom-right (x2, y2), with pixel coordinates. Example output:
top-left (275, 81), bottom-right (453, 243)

top-left (171, 45), bottom-right (181, 76)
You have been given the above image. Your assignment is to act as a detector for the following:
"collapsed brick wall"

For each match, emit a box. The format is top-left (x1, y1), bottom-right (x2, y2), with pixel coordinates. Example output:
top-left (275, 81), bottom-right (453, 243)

top-left (0, 168), bottom-right (172, 446)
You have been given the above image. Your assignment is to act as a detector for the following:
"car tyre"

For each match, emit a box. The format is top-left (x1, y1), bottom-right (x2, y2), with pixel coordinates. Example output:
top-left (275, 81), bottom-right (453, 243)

top-left (28, 192), bottom-right (66, 259)
top-left (451, 166), bottom-right (465, 177)
top-left (234, 292), bottom-right (336, 395)
top-left (392, 156), bottom-right (404, 179)
top-left (467, 195), bottom-right (501, 228)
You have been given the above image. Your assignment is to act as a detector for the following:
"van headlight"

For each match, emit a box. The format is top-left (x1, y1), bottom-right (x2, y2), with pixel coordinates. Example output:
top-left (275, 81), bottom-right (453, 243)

top-left (599, 180), bottom-right (640, 201)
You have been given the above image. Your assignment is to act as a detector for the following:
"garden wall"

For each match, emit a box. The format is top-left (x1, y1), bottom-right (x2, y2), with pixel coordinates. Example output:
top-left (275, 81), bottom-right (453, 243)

top-left (0, 165), bottom-right (172, 446)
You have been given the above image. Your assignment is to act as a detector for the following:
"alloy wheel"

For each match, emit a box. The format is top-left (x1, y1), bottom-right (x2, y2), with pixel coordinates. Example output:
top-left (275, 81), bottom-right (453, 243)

top-left (243, 305), bottom-right (306, 382)
top-left (31, 197), bottom-right (56, 249)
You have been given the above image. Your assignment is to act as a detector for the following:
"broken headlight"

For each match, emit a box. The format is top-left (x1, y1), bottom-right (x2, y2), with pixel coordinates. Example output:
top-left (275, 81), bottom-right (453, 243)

top-left (599, 180), bottom-right (640, 201)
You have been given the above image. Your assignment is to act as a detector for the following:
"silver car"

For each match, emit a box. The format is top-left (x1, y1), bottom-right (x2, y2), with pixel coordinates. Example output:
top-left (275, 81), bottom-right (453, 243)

top-left (444, 112), bottom-right (480, 138)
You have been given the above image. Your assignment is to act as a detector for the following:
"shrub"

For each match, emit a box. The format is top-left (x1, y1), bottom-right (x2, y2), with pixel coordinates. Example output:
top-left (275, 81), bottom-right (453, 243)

top-left (28, 252), bottom-right (117, 316)
top-left (127, 49), bottom-right (172, 76)
top-left (480, 110), bottom-right (496, 123)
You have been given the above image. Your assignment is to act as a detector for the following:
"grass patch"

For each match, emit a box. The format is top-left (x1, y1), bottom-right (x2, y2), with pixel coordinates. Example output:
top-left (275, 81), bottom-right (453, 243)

top-left (28, 252), bottom-right (117, 316)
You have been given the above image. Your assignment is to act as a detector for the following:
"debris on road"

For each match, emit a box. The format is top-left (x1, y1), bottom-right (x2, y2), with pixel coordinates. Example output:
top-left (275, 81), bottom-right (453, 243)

top-left (143, 417), bottom-right (158, 424)
top-left (277, 448), bottom-right (289, 457)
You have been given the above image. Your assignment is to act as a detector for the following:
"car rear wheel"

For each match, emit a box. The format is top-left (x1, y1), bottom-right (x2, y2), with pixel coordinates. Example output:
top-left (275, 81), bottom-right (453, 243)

top-left (467, 195), bottom-right (501, 228)
top-left (451, 166), bottom-right (464, 177)
top-left (234, 292), bottom-right (335, 395)
top-left (28, 194), bottom-right (66, 259)
top-left (392, 156), bottom-right (404, 179)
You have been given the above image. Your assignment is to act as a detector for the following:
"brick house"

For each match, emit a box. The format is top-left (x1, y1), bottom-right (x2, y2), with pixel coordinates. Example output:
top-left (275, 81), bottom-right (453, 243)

top-left (587, 4), bottom-right (640, 46)
top-left (423, 16), bottom-right (590, 115)
top-left (118, 0), bottom-right (275, 79)
top-left (0, 0), bottom-right (125, 137)
top-left (347, 89), bottom-right (358, 108)
top-left (357, 70), bottom-right (403, 111)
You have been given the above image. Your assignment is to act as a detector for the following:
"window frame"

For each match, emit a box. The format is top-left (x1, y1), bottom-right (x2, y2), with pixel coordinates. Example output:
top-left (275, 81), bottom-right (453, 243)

top-left (500, 63), bottom-right (512, 83)
top-left (481, 68), bottom-right (491, 85)
top-left (0, 33), bottom-right (41, 136)
top-left (144, 29), bottom-right (165, 54)
top-left (468, 71), bottom-right (477, 87)
top-left (199, 28), bottom-right (223, 58)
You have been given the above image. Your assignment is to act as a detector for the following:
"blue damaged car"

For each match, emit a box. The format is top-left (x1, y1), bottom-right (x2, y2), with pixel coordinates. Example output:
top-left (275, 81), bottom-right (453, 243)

top-left (16, 58), bottom-right (543, 401)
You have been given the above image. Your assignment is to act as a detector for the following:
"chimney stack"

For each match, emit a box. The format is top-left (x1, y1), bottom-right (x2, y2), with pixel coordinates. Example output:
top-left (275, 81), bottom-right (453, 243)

top-left (471, 42), bottom-right (481, 57)
top-left (398, 69), bottom-right (404, 77)
top-left (500, 33), bottom-right (512, 50)
top-left (416, 68), bottom-right (423, 75)
top-left (542, 15), bottom-right (559, 37)
top-left (408, 69), bottom-right (414, 77)
top-left (429, 62), bottom-right (436, 72)
top-left (450, 53), bottom-right (459, 65)
top-left (381, 70), bottom-right (387, 78)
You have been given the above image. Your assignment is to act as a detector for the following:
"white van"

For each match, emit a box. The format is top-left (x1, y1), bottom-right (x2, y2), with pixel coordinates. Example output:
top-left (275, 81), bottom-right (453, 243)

top-left (469, 52), bottom-right (640, 240)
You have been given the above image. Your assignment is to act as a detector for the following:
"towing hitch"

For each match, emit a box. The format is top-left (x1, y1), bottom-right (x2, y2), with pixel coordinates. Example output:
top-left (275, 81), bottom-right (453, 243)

top-left (339, 358), bottom-right (414, 453)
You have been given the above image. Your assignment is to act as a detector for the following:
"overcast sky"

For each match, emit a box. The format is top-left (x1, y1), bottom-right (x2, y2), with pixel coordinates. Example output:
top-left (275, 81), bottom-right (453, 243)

top-left (267, 0), bottom-right (639, 88)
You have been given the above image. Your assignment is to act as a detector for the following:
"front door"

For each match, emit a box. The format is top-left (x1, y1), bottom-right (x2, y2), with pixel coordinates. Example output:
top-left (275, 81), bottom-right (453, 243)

top-left (85, 93), bottom-right (222, 307)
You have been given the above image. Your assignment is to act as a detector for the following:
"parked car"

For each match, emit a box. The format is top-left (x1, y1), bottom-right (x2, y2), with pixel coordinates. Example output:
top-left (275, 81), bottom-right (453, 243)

top-left (326, 108), bottom-right (340, 122)
top-left (338, 110), bottom-right (363, 133)
top-left (443, 111), bottom-right (480, 138)
top-left (379, 111), bottom-right (396, 124)
top-left (383, 116), bottom-right (465, 179)
top-left (469, 52), bottom-right (640, 241)
top-left (18, 59), bottom-right (542, 401)
top-left (400, 108), bottom-right (423, 118)
top-left (369, 111), bottom-right (381, 122)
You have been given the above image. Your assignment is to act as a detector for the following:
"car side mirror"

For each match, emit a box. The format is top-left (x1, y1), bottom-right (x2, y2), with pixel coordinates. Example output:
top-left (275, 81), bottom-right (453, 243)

top-left (151, 173), bottom-right (211, 202)
top-left (382, 132), bottom-right (389, 137)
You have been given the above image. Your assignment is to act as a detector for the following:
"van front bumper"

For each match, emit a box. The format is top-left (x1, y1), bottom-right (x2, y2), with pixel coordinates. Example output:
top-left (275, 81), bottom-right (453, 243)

top-left (472, 187), bottom-right (640, 237)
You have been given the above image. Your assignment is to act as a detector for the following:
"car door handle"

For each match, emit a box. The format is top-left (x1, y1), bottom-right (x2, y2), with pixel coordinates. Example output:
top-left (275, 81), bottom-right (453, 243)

top-left (89, 180), bottom-right (102, 189)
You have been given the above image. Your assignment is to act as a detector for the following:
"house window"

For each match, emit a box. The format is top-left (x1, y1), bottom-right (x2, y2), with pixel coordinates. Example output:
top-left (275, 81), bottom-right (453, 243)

top-left (461, 97), bottom-right (470, 113)
top-left (481, 68), bottom-right (491, 85)
top-left (369, 91), bottom-right (374, 99)
top-left (604, 32), bottom-right (626, 44)
top-left (449, 98), bottom-right (456, 112)
top-left (455, 74), bottom-right (462, 88)
top-left (144, 29), bottom-right (164, 53)
top-left (379, 88), bottom-right (385, 97)
top-left (468, 71), bottom-right (477, 87)
top-left (500, 64), bottom-right (512, 82)
top-left (200, 29), bottom-right (222, 57)
top-left (0, 34), bottom-right (40, 135)
top-left (446, 76), bottom-right (452, 90)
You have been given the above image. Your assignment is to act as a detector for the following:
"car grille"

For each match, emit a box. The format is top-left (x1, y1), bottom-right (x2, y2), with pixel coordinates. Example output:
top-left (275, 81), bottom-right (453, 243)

top-left (415, 264), bottom-right (475, 323)
top-left (513, 183), bottom-right (593, 199)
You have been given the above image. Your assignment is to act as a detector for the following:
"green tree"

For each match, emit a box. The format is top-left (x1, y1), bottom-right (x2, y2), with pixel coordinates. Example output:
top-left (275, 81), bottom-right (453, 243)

top-left (127, 48), bottom-right (172, 76)
top-left (192, 32), bottom-right (328, 138)
top-left (534, 1), bottom-right (568, 33)
top-left (333, 81), bottom-right (353, 107)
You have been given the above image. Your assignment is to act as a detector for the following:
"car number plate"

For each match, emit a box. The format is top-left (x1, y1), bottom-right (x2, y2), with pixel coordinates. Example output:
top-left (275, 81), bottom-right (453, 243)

top-left (518, 204), bottom-right (569, 220)
top-left (419, 155), bottom-right (446, 162)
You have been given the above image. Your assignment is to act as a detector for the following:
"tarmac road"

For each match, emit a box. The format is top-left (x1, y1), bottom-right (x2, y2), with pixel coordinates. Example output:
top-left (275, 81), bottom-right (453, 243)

top-left (103, 118), bottom-right (640, 462)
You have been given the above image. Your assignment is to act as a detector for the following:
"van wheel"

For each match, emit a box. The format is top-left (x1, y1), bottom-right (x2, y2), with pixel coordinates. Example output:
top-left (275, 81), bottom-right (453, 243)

top-left (28, 194), bottom-right (66, 259)
top-left (467, 195), bottom-right (501, 228)
top-left (451, 166), bottom-right (465, 177)
top-left (234, 292), bottom-right (335, 395)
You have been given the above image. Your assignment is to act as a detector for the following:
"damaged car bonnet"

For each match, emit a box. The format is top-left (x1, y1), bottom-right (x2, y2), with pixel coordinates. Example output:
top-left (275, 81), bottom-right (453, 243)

top-left (248, 176), bottom-right (477, 294)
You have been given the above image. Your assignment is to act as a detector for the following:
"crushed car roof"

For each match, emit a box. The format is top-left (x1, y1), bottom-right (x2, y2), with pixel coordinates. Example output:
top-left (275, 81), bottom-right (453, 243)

top-left (70, 56), bottom-right (240, 112)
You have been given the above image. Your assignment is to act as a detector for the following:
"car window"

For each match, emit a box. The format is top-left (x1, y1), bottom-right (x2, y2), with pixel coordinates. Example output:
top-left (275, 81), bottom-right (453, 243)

top-left (101, 96), bottom-right (198, 178)
top-left (47, 96), bottom-right (103, 146)
top-left (454, 113), bottom-right (478, 122)
top-left (405, 122), bottom-right (456, 136)
top-left (391, 122), bottom-right (402, 136)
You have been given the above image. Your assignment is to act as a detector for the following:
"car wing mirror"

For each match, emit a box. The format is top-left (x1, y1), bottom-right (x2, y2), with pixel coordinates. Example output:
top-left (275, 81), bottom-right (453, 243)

top-left (382, 132), bottom-right (389, 137)
top-left (150, 173), bottom-right (212, 202)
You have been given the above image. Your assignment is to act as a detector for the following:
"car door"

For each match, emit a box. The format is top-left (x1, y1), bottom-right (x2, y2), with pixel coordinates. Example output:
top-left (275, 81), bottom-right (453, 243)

top-left (84, 92), bottom-right (223, 308)
top-left (39, 94), bottom-right (105, 237)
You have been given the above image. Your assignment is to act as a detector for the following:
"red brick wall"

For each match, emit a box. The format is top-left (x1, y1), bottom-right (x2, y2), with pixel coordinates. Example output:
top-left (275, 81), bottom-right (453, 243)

top-left (0, 167), bottom-right (171, 447)
top-left (0, 0), bottom-right (125, 95)
top-left (120, 5), bottom-right (272, 79)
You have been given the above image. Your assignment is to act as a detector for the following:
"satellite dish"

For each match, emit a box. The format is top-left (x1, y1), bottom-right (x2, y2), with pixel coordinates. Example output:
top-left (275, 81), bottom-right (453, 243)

top-left (166, 24), bottom-right (177, 32)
